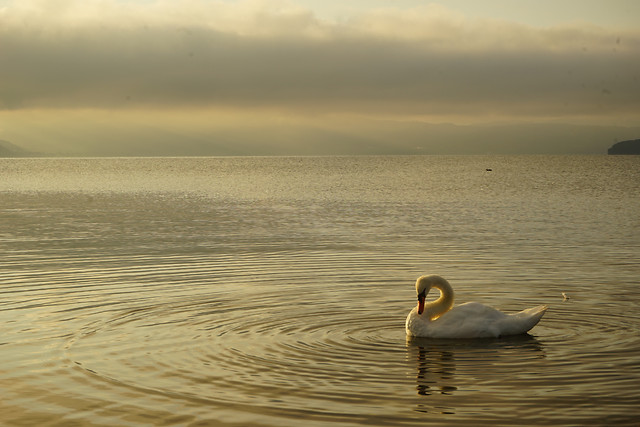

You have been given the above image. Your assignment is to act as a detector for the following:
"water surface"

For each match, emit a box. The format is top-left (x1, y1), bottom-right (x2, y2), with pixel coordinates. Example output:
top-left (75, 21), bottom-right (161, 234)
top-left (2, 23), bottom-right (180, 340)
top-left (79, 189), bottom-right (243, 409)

top-left (1, 156), bottom-right (639, 426)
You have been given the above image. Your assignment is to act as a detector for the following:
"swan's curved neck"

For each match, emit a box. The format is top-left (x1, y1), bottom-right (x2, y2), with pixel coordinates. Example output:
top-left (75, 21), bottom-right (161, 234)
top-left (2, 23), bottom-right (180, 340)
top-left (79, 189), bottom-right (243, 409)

top-left (426, 280), bottom-right (454, 321)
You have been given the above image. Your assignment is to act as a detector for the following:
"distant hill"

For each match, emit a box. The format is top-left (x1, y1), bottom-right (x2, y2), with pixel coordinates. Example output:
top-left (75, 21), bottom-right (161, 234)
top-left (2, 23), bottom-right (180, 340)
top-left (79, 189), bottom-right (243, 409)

top-left (608, 139), bottom-right (640, 155)
top-left (0, 140), bottom-right (33, 157)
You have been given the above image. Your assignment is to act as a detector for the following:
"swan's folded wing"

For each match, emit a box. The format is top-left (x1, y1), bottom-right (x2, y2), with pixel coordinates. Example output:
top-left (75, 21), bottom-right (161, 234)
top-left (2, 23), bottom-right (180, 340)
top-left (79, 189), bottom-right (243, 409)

top-left (434, 303), bottom-right (507, 338)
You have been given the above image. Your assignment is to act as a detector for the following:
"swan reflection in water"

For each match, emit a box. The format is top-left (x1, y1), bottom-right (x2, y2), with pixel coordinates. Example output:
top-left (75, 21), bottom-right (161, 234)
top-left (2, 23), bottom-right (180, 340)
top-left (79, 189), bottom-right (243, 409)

top-left (408, 341), bottom-right (457, 397)
top-left (406, 335), bottom-right (546, 414)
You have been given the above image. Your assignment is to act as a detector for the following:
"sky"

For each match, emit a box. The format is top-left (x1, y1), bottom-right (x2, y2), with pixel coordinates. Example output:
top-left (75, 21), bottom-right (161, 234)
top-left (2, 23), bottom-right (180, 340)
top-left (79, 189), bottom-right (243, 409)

top-left (1, 0), bottom-right (639, 155)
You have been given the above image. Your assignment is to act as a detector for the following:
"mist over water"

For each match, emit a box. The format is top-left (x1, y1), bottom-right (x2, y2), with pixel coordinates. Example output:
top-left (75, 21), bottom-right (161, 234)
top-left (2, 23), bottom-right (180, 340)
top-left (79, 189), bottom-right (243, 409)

top-left (1, 155), bottom-right (639, 426)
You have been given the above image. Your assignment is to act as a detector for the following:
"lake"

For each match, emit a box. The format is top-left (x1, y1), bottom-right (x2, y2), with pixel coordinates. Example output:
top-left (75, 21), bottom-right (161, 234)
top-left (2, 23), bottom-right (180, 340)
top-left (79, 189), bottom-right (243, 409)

top-left (1, 155), bottom-right (639, 426)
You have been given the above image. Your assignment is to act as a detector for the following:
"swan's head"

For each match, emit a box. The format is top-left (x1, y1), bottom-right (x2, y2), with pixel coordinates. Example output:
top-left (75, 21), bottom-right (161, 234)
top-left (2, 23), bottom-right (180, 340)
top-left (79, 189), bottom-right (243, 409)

top-left (415, 275), bottom-right (448, 315)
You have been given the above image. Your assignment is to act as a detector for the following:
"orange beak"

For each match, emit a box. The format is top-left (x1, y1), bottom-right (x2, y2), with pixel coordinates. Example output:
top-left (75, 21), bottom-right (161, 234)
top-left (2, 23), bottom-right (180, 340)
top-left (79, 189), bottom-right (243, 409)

top-left (417, 294), bottom-right (425, 315)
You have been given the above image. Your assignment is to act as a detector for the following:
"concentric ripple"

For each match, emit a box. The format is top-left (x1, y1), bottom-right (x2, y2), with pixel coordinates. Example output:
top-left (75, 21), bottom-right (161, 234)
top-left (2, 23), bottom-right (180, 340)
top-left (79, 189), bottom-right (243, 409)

top-left (64, 287), bottom-right (413, 423)
top-left (59, 269), bottom-right (640, 427)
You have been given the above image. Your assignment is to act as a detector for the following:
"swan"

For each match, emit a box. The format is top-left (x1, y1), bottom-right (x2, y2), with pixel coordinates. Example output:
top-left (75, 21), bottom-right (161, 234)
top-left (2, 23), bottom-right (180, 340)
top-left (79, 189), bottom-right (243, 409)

top-left (405, 275), bottom-right (547, 339)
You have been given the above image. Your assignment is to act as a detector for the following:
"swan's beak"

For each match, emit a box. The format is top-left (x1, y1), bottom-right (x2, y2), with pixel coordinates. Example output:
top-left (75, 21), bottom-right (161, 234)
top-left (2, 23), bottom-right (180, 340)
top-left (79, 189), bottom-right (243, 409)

top-left (417, 293), bottom-right (425, 315)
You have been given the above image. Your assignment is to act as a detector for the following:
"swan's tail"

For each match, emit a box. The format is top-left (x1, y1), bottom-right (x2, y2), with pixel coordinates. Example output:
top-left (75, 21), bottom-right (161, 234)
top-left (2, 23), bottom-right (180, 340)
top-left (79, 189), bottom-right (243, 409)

top-left (501, 305), bottom-right (548, 336)
top-left (520, 304), bottom-right (548, 318)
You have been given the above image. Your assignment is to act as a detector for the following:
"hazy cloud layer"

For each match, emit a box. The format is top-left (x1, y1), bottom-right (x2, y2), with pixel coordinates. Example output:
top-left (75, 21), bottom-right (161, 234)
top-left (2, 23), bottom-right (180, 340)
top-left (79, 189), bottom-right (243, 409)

top-left (1, 0), bottom-right (639, 155)
top-left (2, 0), bottom-right (639, 120)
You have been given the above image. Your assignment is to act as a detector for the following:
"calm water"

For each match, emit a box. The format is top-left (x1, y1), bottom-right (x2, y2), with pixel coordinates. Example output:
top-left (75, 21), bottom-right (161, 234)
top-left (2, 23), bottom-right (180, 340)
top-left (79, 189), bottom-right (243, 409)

top-left (1, 155), bottom-right (639, 426)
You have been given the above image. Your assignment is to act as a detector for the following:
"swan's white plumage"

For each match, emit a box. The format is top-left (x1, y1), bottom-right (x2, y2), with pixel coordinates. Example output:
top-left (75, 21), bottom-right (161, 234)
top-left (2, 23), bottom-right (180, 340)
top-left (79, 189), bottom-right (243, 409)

top-left (405, 275), bottom-right (547, 339)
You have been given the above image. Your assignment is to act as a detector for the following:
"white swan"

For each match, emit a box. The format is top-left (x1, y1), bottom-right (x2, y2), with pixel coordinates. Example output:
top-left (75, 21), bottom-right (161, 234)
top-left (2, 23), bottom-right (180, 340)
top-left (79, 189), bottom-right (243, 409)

top-left (405, 275), bottom-right (547, 339)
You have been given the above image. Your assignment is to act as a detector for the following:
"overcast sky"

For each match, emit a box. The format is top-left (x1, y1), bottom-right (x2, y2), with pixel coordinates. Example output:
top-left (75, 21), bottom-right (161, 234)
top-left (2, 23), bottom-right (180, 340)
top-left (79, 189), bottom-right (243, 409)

top-left (1, 0), bottom-right (639, 155)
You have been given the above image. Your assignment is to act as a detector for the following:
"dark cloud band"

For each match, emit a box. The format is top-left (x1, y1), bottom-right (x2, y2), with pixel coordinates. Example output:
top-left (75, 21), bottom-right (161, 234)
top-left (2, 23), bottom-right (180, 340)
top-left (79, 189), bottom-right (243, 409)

top-left (1, 19), bottom-right (638, 118)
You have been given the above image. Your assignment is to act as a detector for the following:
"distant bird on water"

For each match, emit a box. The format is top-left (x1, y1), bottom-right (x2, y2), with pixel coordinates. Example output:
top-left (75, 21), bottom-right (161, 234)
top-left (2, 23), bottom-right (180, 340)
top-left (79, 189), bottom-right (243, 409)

top-left (562, 292), bottom-right (570, 301)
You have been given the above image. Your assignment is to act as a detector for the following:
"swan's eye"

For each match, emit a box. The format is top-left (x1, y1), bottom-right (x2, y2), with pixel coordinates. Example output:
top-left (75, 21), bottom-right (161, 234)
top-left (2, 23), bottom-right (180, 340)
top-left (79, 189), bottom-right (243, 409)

top-left (417, 289), bottom-right (426, 300)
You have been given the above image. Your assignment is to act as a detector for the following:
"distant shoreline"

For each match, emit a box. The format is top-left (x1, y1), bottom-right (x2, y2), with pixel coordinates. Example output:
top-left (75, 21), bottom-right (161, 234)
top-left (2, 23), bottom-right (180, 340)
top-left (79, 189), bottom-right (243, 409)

top-left (0, 153), bottom-right (628, 159)
top-left (3, 138), bottom-right (639, 157)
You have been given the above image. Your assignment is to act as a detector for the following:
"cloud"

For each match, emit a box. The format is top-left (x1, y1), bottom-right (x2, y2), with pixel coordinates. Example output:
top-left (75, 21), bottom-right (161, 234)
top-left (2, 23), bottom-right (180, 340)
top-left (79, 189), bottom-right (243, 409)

top-left (1, 0), bottom-right (639, 121)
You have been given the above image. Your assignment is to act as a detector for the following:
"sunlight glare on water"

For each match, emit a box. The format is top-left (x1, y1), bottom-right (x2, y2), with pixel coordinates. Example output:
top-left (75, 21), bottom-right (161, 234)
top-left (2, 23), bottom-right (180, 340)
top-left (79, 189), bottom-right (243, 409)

top-left (1, 156), bottom-right (639, 426)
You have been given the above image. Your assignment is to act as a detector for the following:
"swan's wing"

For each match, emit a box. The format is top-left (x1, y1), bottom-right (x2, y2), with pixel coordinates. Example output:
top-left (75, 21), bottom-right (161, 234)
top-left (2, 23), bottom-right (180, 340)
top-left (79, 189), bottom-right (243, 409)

top-left (431, 302), bottom-right (507, 338)
top-left (446, 302), bottom-right (507, 320)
